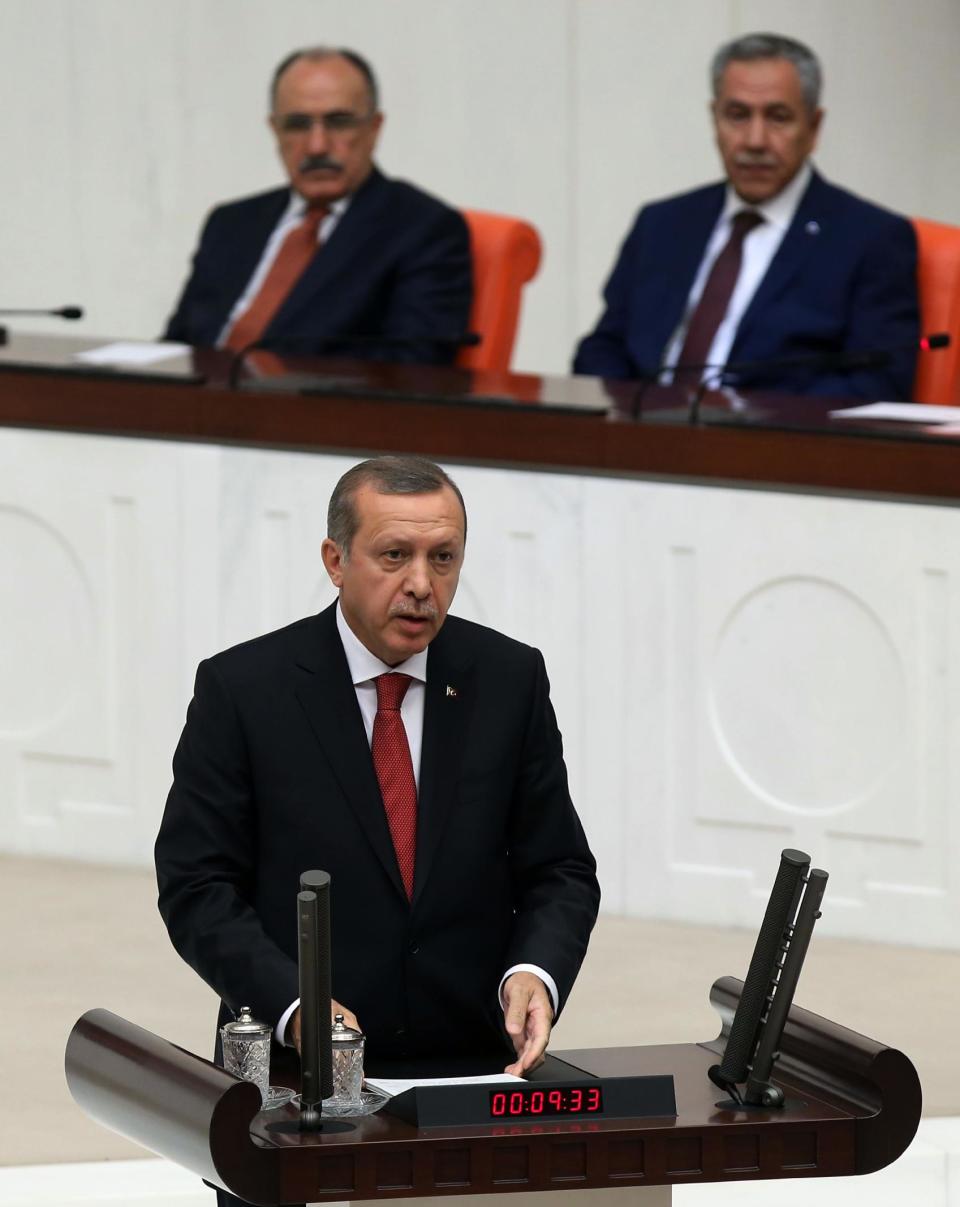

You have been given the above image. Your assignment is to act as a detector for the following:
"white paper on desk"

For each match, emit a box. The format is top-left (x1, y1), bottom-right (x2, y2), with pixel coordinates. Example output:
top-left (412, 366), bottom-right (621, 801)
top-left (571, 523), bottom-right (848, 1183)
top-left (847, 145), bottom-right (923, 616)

top-left (366, 1072), bottom-right (522, 1098)
top-left (829, 401), bottom-right (960, 424)
top-left (72, 341), bottom-right (190, 367)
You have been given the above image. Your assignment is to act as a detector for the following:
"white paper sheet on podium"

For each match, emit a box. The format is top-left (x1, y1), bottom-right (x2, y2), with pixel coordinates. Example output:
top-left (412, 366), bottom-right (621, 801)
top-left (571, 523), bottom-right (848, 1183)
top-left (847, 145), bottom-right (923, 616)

top-left (829, 401), bottom-right (960, 424)
top-left (365, 1072), bottom-right (522, 1098)
top-left (72, 341), bottom-right (189, 367)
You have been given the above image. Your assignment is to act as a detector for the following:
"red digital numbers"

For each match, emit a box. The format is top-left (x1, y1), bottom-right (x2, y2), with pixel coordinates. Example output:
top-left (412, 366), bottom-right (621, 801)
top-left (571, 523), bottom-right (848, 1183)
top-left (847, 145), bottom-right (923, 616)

top-left (490, 1085), bottom-right (604, 1118)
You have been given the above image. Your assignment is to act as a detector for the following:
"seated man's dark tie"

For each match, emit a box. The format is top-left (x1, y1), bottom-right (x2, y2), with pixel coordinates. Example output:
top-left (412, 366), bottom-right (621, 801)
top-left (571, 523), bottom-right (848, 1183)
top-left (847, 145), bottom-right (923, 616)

top-left (676, 209), bottom-right (764, 378)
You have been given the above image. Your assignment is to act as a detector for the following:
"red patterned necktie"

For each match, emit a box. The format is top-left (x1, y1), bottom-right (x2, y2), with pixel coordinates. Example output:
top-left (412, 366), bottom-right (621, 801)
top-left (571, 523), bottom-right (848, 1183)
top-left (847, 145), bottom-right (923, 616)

top-left (225, 206), bottom-right (326, 351)
top-left (676, 209), bottom-right (764, 379)
top-left (371, 673), bottom-right (418, 899)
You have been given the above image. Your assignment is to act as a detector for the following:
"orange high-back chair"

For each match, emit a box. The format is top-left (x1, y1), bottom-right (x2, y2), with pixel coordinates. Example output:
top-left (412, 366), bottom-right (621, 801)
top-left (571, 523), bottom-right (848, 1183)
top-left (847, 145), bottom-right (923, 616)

top-left (456, 210), bottom-right (543, 372)
top-left (912, 217), bottom-right (960, 405)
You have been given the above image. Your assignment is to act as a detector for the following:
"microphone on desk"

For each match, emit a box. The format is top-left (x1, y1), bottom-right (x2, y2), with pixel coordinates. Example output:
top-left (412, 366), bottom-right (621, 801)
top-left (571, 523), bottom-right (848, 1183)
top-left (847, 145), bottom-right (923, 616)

top-left (226, 331), bottom-right (481, 389)
top-left (0, 305), bottom-right (84, 345)
top-left (0, 305), bottom-right (84, 319)
top-left (669, 332), bottom-right (952, 425)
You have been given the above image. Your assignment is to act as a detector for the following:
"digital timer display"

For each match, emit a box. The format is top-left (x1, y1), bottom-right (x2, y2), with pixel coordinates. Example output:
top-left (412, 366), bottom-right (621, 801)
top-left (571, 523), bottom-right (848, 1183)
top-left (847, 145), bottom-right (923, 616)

top-left (489, 1085), bottom-right (604, 1118)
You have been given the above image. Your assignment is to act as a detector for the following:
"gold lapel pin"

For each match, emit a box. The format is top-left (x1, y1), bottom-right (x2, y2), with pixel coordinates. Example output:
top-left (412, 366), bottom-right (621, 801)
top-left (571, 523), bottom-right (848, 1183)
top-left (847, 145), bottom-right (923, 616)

top-left (446, 685), bottom-right (458, 698)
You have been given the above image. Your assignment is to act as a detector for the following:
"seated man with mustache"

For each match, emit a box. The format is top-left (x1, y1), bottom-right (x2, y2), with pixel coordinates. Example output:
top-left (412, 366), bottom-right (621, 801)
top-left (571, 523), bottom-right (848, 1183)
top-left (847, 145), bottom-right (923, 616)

top-left (165, 47), bottom-right (472, 364)
top-left (573, 32), bottom-right (919, 400)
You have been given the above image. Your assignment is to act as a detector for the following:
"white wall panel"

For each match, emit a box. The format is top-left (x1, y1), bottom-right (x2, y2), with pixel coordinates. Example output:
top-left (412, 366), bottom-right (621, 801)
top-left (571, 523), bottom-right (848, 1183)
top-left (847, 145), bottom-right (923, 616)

top-left (0, 431), bottom-right (186, 860)
top-left (2, 426), bottom-right (959, 948)
top-left (602, 482), bottom-right (960, 948)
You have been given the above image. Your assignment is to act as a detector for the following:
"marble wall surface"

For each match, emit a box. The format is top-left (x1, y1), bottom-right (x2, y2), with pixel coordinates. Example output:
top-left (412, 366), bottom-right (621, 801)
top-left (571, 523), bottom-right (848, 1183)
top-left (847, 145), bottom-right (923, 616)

top-left (3, 425), bottom-right (958, 949)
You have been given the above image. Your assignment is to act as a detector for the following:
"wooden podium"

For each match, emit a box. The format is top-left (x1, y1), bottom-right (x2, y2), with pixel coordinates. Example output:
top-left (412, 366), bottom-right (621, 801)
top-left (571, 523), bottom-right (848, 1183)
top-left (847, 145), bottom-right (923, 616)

top-left (64, 977), bottom-right (920, 1206)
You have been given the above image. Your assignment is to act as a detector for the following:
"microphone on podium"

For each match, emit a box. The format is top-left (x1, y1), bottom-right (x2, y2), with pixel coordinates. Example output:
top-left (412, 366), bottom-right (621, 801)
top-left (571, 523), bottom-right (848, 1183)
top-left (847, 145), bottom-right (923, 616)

top-left (673, 332), bottom-right (952, 424)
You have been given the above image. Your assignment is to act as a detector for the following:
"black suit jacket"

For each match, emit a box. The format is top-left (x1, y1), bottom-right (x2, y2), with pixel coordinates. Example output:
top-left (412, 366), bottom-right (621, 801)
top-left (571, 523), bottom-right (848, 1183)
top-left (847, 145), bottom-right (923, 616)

top-left (164, 168), bottom-right (473, 365)
top-left (155, 604), bottom-right (600, 1063)
top-left (573, 171), bottom-right (919, 399)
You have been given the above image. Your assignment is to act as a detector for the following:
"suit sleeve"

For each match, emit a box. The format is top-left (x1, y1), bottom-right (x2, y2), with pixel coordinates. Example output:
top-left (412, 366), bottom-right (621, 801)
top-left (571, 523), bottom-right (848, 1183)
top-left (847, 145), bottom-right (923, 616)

top-left (573, 211), bottom-right (645, 380)
top-left (154, 659), bottom-right (300, 1026)
top-left (503, 651), bottom-right (600, 1016)
top-left (373, 205), bottom-right (473, 365)
top-left (162, 207), bottom-right (226, 344)
top-left (807, 213), bottom-right (920, 401)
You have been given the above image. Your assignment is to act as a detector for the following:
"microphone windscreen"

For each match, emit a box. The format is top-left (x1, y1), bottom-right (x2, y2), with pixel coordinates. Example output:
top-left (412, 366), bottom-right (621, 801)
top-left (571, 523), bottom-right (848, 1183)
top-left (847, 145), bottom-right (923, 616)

top-left (58, 306), bottom-right (84, 320)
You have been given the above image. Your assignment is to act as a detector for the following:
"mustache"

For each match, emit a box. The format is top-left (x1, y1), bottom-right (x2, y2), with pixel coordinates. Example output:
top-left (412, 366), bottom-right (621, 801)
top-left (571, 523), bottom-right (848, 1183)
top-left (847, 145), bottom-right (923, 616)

top-left (389, 601), bottom-right (439, 620)
top-left (734, 154), bottom-right (778, 168)
top-left (298, 153), bottom-right (344, 173)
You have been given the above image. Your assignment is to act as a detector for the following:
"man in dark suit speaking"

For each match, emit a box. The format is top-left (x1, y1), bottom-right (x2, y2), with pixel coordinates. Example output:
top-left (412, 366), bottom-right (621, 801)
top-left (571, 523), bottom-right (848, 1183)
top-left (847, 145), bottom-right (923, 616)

top-left (573, 33), bottom-right (919, 400)
top-left (155, 456), bottom-right (599, 1091)
top-left (164, 48), bottom-right (472, 364)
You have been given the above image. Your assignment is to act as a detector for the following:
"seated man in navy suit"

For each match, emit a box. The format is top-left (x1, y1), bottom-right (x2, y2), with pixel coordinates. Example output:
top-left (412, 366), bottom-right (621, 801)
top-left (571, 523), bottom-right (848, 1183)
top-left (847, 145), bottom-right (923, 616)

top-left (573, 33), bottom-right (919, 400)
top-left (165, 47), bottom-right (472, 363)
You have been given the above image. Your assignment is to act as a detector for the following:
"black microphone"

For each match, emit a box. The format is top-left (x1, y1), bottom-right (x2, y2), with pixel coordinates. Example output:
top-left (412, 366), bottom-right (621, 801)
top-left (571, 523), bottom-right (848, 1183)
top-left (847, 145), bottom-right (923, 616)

top-left (0, 305), bottom-right (84, 319)
top-left (0, 305), bottom-right (84, 346)
top-left (670, 332), bottom-right (951, 424)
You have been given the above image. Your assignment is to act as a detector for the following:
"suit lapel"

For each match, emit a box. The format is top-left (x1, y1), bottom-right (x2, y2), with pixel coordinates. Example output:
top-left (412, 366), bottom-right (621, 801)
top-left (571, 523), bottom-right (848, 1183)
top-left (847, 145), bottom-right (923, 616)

top-left (413, 628), bottom-right (475, 908)
top-left (270, 168), bottom-right (392, 332)
top-left (293, 606), bottom-right (407, 901)
top-left (659, 187), bottom-right (726, 356)
top-left (734, 171), bottom-right (831, 348)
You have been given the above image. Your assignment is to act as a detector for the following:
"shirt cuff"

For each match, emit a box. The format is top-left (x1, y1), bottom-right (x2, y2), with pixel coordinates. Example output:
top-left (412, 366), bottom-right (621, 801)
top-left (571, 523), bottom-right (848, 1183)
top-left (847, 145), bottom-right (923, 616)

top-left (499, 964), bottom-right (559, 1015)
top-left (276, 997), bottom-right (300, 1046)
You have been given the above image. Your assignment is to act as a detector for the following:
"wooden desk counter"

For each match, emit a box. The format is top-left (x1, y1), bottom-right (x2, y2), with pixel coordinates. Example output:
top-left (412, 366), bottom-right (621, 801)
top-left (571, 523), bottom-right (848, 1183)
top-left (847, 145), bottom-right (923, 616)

top-left (2, 334), bottom-right (959, 505)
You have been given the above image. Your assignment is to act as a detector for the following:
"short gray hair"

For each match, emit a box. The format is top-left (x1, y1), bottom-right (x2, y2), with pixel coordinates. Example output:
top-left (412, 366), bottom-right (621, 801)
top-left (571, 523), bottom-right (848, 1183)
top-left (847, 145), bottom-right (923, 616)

top-left (711, 33), bottom-right (822, 113)
top-left (327, 456), bottom-right (467, 555)
top-left (270, 46), bottom-right (380, 113)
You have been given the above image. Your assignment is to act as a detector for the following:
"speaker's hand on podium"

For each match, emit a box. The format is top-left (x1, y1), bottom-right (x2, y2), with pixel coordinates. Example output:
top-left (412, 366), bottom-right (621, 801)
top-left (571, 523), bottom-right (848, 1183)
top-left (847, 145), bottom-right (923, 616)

top-left (287, 1000), bottom-right (361, 1055)
top-left (502, 971), bottom-right (554, 1077)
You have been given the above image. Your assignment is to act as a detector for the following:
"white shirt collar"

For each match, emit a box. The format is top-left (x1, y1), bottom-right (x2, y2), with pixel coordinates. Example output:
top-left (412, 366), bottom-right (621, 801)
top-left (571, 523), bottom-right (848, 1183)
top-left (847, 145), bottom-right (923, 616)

top-left (722, 160), bottom-right (813, 233)
top-left (285, 191), bottom-right (351, 222)
top-left (335, 600), bottom-right (429, 686)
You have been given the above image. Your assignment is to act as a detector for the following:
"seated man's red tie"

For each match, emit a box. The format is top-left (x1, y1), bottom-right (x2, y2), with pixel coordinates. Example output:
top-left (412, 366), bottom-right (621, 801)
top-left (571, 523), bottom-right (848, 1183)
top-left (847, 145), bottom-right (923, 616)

top-left (372, 673), bottom-right (418, 899)
top-left (225, 206), bottom-right (326, 351)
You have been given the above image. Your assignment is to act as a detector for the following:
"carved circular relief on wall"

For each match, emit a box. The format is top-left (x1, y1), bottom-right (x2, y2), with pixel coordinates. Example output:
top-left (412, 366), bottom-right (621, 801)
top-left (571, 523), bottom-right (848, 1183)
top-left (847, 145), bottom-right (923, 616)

top-left (0, 507), bottom-right (94, 737)
top-left (709, 576), bottom-right (906, 814)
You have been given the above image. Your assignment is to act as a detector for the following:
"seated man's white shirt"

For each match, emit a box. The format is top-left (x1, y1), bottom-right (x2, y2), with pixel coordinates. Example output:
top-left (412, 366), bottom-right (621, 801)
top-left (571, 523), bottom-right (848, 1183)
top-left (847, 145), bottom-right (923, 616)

top-left (276, 602), bottom-right (558, 1043)
top-left (662, 160), bottom-right (813, 384)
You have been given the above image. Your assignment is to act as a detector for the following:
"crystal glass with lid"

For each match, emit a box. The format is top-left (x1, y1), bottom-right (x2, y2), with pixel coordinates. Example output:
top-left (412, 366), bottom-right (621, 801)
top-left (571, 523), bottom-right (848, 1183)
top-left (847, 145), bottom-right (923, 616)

top-left (220, 1006), bottom-right (294, 1110)
top-left (325, 1013), bottom-right (366, 1112)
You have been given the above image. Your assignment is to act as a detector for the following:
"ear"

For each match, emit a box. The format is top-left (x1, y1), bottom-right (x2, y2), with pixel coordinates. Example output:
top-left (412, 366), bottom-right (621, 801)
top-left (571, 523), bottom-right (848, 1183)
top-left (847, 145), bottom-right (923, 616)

top-left (809, 106), bottom-right (825, 144)
top-left (321, 538), bottom-right (346, 588)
